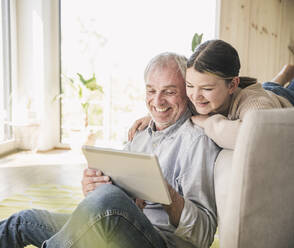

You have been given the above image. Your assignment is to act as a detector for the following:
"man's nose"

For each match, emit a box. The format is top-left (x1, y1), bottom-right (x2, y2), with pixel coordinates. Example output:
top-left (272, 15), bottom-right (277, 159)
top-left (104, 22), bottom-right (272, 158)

top-left (154, 92), bottom-right (165, 105)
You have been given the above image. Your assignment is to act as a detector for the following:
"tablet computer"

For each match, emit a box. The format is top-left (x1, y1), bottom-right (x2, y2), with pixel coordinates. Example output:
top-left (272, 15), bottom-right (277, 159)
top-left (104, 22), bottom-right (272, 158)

top-left (82, 145), bottom-right (171, 205)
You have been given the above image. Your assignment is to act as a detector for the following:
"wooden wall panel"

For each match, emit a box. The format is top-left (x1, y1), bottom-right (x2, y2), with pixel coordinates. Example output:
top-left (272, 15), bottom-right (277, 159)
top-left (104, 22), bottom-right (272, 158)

top-left (247, 0), bottom-right (281, 81)
top-left (219, 0), bottom-right (294, 83)
top-left (279, 1), bottom-right (294, 66)
top-left (219, 0), bottom-right (251, 77)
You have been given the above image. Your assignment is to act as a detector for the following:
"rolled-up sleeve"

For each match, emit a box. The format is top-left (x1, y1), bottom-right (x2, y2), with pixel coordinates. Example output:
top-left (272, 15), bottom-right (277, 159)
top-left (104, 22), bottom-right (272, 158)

top-left (174, 134), bottom-right (220, 248)
top-left (204, 114), bottom-right (241, 149)
top-left (175, 199), bottom-right (216, 248)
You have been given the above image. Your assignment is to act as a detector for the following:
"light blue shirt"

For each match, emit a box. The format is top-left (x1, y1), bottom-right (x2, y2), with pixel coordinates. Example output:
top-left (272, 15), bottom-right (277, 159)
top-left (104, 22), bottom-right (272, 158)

top-left (124, 109), bottom-right (221, 248)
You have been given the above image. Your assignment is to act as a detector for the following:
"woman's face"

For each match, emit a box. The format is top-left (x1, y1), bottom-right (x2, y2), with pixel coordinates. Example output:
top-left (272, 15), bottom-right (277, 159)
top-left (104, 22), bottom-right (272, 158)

top-left (185, 68), bottom-right (235, 115)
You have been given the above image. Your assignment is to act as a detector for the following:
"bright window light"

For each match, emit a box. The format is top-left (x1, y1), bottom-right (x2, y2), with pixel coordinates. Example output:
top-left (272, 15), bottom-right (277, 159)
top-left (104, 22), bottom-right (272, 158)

top-left (60, 0), bottom-right (216, 148)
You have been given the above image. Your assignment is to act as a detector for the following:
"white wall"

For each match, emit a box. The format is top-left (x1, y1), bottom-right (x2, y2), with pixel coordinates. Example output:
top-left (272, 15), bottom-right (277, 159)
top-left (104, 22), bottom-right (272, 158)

top-left (14, 0), bottom-right (60, 151)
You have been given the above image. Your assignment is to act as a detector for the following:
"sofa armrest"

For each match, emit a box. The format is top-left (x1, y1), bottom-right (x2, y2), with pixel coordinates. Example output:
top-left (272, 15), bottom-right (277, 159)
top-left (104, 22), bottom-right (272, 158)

top-left (214, 149), bottom-right (233, 237)
top-left (220, 108), bottom-right (294, 248)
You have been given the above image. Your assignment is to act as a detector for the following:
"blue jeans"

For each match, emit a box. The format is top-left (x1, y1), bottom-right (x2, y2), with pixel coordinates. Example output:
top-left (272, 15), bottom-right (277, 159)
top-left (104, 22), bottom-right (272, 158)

top-left (0, 210), bottom-right (69, 247)
top-left (262, 80), bottom-right (294, 106)
top-left (0, 184), bottom-right (167, 248)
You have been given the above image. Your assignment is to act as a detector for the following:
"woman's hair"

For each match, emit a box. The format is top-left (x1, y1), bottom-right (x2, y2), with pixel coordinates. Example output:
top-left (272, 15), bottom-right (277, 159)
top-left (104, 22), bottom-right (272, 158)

top-left (144, 52), bottom-right (187, 82)
top-left (187, 39), bottom-right (257, 88)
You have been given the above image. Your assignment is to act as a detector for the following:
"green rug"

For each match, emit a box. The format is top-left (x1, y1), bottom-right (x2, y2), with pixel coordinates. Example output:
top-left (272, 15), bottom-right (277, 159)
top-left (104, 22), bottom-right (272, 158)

top-left (0, 184), bottom-right (219, 248)
top-left (0, 184), bottom-right (83, 219)
top-left (0, 184), bottom-right (83, 248)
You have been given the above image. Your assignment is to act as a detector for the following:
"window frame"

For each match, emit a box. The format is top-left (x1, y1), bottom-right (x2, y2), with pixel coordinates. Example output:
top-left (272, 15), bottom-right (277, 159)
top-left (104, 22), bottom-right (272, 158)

top-left (0, 0), bottom-right (16, 155)
top-left (2, 0), bottom-right (12, 134)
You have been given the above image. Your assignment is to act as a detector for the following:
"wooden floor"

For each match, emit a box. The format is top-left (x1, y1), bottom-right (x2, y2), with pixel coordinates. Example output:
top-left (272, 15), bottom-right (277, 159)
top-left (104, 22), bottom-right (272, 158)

top-left (0, 149), bottom-right (87, 201)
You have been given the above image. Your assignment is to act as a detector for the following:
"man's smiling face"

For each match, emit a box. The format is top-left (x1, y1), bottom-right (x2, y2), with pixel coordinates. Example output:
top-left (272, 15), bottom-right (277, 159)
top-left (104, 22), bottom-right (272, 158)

top-left (145, 65), bottom-right (188, 131)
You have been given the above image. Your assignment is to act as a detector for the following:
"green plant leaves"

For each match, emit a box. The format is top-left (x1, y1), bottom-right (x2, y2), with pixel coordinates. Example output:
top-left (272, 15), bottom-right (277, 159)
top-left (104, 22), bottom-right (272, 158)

top-left (77, 73), bottom-right (103, 93)
top-left (191, 33), bottom-right (203, 52)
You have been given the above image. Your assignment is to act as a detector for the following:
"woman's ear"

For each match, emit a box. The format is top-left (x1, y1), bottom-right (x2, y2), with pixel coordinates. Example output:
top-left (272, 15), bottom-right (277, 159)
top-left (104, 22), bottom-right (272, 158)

top-left (228, 77), bottom-right (240, 94)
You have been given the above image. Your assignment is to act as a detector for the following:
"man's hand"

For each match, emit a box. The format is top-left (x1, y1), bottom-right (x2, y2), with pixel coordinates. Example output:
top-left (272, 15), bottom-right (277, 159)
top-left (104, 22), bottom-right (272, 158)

top-left (191, 115), bottom-right (209, 128)
top-left (135, 198), bottom-right (146, 210)
top-left (81, 168), bottom-right (112, 196)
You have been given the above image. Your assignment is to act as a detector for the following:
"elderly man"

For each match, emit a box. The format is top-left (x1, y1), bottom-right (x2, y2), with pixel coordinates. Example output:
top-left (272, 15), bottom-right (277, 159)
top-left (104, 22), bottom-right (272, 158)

top-left (0, 52), bottom-right (220, 248)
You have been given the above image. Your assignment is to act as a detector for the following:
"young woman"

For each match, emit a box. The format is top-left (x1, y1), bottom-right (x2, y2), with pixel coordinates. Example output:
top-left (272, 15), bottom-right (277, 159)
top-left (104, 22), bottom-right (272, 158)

top-left (129, 40), bottom-right (294, 149)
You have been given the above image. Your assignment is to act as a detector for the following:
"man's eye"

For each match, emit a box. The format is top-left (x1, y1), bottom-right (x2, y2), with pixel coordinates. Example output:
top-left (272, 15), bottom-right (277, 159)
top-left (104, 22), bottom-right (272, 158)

top-left (165, 91), bottom-right (176, 95)
top-left (185, 83), bottom-right (193, 88)
top-left (147, 90), bottom-right (156, 94)
top-left (203, 88), bottom-right (213, 91)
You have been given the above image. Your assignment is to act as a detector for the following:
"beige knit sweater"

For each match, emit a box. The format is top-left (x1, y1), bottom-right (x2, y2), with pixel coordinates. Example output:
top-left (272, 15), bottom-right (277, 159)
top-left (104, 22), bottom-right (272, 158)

top-left (203, 83), bottom-right (292, 149)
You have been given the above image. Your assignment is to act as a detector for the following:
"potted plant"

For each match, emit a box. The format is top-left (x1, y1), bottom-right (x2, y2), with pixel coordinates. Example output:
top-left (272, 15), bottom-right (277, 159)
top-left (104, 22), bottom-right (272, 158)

top-left (191, 32), bottom-right (203, 52)
top-left (56, 73), bottom-right (103, 150)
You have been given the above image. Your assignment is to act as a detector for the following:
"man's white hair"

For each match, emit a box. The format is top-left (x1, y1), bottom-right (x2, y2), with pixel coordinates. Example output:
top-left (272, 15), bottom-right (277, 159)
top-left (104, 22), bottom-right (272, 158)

top-left (144, 52), bottom-right (187, 82)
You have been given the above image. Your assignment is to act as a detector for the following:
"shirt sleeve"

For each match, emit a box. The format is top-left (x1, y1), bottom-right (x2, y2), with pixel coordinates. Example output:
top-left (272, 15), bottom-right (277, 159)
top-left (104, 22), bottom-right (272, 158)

top-left (203, 114), bottom-right (241, 150)
top-left (174, 134), bottom-right (220, 248)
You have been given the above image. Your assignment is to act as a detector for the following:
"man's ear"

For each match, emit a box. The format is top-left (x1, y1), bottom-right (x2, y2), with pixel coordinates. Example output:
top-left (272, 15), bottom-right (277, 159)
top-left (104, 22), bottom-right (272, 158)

top-left (228, 77), bottom-right (240, 94)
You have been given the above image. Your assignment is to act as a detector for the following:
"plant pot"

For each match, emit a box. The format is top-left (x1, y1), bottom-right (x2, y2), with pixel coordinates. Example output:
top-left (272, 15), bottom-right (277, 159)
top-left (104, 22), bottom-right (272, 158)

top-left (68, 128), bottom-right (98, 153)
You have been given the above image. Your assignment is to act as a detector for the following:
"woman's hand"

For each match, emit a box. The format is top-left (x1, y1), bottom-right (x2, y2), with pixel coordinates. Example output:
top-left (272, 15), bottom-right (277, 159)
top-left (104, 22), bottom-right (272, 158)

top-left (191, 115), bottom-right (209, 128)
top-left (81, 168), bottom-right (112, 196)
top-left (128, 115), bottom-right (151, 141)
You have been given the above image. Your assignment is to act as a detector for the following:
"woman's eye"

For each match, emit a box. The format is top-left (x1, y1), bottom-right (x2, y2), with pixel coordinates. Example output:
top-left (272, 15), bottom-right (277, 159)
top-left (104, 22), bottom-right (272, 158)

top-left (185, 83), bottom-right (193, 88)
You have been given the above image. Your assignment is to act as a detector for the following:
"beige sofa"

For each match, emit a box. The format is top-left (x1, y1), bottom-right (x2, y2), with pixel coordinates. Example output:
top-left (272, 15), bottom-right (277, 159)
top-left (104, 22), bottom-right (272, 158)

top-left (214, 108), bottom-right (294, 248)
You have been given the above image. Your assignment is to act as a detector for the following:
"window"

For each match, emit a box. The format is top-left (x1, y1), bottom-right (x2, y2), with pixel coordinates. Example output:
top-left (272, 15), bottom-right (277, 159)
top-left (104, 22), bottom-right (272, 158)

top-left (60, 0), bottom-right (216, 149)
top-left (0, 0), bottom-right (12, 143)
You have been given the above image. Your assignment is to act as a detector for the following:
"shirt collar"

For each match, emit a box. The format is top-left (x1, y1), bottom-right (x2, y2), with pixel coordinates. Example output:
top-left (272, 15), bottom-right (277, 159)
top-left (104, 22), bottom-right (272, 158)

top-left (147, 108), bottom-right (192, 137)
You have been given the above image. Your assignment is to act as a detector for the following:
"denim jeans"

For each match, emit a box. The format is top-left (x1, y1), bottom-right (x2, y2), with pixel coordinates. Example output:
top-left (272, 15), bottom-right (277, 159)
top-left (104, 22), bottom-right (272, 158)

top-left (44, 184), bottom-right (167, 248)
top-left (1, 184), bottom-right (167, 248)
top-left (262, 80), bottom-right (294, 106)
top-left (0, 209), bottom-right (69, 247)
